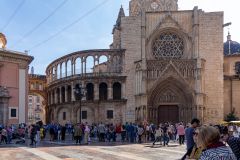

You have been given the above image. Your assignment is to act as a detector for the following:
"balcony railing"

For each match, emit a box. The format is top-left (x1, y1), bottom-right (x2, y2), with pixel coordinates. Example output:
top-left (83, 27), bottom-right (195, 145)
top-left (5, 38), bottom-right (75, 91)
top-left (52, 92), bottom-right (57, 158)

top-left (50, 72), bottom-right (122, 84)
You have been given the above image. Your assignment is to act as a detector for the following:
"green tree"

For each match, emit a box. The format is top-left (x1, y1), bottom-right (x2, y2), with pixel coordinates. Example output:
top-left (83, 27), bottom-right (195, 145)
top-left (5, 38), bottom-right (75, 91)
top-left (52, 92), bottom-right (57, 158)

top-left (225, 111), bottom-right (239, 122)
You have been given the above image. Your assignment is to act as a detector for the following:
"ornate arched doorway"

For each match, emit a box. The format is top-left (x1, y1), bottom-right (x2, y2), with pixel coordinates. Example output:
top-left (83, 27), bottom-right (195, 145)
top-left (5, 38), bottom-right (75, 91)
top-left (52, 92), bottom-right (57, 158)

top-left (148, 77), bottom-right (194, 124)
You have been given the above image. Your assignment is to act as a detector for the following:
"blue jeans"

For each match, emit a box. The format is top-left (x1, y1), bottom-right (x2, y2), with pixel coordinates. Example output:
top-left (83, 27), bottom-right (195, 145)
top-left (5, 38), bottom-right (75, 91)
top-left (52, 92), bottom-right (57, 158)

top-left (163, 134), bottom-right (169, 146)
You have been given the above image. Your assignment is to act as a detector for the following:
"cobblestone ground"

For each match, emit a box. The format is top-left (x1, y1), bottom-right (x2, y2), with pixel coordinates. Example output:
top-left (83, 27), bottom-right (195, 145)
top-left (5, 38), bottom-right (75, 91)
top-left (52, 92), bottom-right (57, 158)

top-left (0, 136), bottom-right (186, 160)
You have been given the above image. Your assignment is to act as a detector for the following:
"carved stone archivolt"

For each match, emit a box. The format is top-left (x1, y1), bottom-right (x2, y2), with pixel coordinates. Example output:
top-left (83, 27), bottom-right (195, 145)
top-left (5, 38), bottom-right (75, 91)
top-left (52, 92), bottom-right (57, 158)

top-left (158, 89), bottom-right (178, 103)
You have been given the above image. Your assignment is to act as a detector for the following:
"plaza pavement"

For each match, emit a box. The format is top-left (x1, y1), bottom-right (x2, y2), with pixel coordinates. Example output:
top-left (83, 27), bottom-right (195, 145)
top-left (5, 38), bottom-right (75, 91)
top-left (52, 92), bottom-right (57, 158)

top-left (0, 139), bottom-right (186, 160)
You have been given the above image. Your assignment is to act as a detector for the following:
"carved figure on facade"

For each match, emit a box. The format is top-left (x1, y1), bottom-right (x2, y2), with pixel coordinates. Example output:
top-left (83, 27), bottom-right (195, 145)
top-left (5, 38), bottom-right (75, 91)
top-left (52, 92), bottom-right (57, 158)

top-left (158, 90), bottom-right (177, 103)
top-left (0, 86), bottom-right (9, 97)
top-left (130, 0), bottom-right (142, 16)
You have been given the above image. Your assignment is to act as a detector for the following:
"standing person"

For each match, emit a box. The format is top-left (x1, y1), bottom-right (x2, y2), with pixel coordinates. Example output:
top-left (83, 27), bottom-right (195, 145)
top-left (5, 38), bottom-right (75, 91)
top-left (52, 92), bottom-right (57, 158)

top-left (182, 118), bottom-right (200, 159)
top-left (30, 125), bottom-right (37, 146)
top-left (121, 124), bottom-right (126, 142)
top-left (115, 123), bottom-right (122, 142)
top-left (237, 126), bottom-right (240, 138)
top-left (7, 126), bottom-right (12, 144)
top-left (177, 123), bottom-right (185, 145)
top-left (61, 125), bottom-right (66, 141)
top-left (98, 122), bottom-right (105, 142)
top-left (74, 124), bottom-right (82, 144)
top-left (84, 124), bottom-right (90, 144)
top-left (57, 125), bottom-right (61, 141)
top-left (40, 127), bottom-right (44, 140)
top-left (188, 128), bottom-right (203, 160)
top-left (222, 127), bottom-right (240, 160)
top-left (137, 125), bottom-right (144, 143)
top-left (198, 126), bottom-right (237, 160)
top-left (49, 125), bottom-right (54, 141)
top-left (129, 123), bottom-right (135, 143)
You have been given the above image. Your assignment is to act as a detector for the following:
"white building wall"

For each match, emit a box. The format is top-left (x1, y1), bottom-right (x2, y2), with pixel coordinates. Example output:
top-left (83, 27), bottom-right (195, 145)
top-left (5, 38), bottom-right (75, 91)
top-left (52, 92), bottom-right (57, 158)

top-left (19, 69), bottom-right (26, 123)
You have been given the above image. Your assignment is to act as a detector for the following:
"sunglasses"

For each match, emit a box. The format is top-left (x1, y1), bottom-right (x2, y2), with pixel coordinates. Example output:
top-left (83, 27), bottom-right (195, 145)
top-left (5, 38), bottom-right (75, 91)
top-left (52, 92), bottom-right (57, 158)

top-left (193, 132), bottom-right (199, 136)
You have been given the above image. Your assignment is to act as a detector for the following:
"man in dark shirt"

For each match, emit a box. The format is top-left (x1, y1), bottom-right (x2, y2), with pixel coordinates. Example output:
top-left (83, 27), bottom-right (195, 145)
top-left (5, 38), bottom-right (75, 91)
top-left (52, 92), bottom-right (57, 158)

top-left (181, 118), bottom-right (200, 160)
top-left (223, 128), bottom-right (240, 160)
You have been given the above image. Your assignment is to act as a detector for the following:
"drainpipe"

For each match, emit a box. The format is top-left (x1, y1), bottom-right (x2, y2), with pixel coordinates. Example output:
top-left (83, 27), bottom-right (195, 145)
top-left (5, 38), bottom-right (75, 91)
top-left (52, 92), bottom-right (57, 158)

top-left (230, 77), bottom-right (233, 112)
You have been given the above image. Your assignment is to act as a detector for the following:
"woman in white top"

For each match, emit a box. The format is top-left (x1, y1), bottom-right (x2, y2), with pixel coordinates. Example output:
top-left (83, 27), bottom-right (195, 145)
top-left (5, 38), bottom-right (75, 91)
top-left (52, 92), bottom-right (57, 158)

top-left (84, 124), bottom-right (90, 144)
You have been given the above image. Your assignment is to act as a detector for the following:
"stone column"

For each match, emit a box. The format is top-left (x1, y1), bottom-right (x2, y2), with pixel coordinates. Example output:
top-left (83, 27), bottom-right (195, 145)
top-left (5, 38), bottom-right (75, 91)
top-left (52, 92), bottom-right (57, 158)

top-left (65, 62), bottom-right (67, 77)
top-left (60, 64), bottom-right (62, 79)
top-left (55, 89), bottom-right (58, 104)
top-left (54, 108), bottom-right (58, 123)
top-left (71, 82), bottom-right (75, 102)
top-left (65, 85), bottom-right (68, 103)
top-left (81, 60), bottom-right (84, 74)
top-left (71, 61), bottom-right (74, 76)
top-left (84, 61), bottom-right (87, 74)
top-left (108, 81), bottom-right (112, 100)
top-left (94, 83), bottom-right (99, 100)
top-left (59, 87), bottom-right (62, 103)
top-left (47, 92), bottom-right (50, 105)
top-left (121, 82), bottom-right (126, 99)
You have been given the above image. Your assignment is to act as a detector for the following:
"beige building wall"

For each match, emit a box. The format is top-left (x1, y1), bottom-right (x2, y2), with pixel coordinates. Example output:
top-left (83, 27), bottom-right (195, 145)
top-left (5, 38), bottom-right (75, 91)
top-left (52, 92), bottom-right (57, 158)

top-left (198, 12), bottom-right (224, 123)
top-left (224, 56), bottom-right (240, 119)
top-left (121, 16), bottom-right (142, 122)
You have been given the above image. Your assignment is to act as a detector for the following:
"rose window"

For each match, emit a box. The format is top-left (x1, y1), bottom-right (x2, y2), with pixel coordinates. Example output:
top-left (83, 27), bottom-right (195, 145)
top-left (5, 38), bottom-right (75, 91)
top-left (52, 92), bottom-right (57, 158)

top-left (152, 32), bottom-right (184, 59)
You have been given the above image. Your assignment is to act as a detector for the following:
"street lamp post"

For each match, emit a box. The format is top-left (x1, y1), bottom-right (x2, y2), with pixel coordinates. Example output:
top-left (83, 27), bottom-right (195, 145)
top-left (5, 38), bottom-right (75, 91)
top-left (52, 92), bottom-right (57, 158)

top-left (74, 84), bottom-right (86, 124)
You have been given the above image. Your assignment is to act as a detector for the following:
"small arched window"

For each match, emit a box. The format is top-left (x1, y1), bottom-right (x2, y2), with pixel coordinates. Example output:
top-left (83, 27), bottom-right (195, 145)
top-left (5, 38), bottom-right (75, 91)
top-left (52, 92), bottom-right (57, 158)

top-left (113, 82), bottom-right (121, 100)
top-left (67, 85), bottom-right (71, 102)
top-left (86, 83), bottom-right (94, 101)
top-left (99, 83), bottom-right (108, 100)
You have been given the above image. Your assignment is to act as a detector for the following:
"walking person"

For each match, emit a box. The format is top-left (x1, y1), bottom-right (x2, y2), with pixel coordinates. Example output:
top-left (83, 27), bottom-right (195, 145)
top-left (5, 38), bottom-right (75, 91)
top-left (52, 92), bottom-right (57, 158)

top-left (153, 126), bottom-right (163, 146)
top-left (1, 128), bottom-right (7, 144)
top-left (181, 118), bottom-right (200, 159)
top-left (177, 123), bottom-right (185, 145)
top-left (162, 123), bottom-right (169, 146)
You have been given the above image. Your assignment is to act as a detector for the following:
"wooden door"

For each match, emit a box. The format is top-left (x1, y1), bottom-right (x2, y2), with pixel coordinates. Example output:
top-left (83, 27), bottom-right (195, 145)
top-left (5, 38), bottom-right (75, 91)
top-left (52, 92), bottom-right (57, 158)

top-left (158, 105), bottom-right (179, 123)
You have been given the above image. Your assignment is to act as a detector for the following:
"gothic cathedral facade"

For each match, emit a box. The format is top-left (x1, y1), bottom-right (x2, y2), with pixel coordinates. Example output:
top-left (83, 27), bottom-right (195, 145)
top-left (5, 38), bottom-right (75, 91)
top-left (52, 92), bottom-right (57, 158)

top-left (112, 0), bottom-right (224, 124)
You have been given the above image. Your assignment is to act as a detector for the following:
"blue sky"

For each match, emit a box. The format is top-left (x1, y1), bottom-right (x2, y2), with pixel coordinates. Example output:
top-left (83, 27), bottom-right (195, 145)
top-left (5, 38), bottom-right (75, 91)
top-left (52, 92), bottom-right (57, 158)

top-left (0, 0), bottom-right (238, 74)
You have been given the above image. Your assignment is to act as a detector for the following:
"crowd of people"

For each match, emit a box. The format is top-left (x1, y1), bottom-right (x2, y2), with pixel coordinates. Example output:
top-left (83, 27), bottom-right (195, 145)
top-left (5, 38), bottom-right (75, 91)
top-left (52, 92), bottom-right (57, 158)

top-left (182, 118), bottom-right (240, 160)
top-left (0, 119), bottom-right (240, 160)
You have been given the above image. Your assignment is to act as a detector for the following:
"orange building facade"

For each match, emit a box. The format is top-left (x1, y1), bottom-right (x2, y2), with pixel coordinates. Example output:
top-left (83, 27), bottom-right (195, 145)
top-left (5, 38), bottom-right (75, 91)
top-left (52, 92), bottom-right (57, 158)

top-left (0, 33), bottom-right (33, 126)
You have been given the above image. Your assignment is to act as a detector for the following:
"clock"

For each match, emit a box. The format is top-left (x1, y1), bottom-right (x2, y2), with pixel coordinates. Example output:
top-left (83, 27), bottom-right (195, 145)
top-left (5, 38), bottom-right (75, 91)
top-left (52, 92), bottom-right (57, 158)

top-left (151, 2), bottom-right (159, 10)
